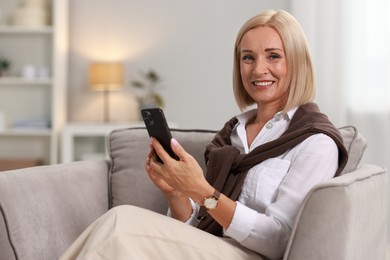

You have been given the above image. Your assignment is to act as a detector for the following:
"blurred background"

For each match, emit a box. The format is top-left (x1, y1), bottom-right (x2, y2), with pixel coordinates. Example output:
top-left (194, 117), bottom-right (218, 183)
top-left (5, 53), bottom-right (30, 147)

top-left (69, 0), bottom-right (390, 171)
top-left (0, 0), bottom-right (388, 172)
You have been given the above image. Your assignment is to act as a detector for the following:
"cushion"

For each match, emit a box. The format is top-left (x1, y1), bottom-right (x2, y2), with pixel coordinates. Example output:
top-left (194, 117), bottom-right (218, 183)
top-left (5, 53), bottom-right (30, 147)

top-left (338, 126), bottom-right (367, 174)
top-left (107, 128), bottom-right (216, 213)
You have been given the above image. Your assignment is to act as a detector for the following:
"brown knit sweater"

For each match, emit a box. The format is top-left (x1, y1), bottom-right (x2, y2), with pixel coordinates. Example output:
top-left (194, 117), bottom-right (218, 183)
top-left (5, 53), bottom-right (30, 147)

top-left (197, 102), bottom-right (348, 236)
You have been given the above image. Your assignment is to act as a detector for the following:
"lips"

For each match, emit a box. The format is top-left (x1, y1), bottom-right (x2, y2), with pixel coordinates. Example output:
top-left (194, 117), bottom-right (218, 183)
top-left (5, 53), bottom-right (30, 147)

top-left (253, 80), bottom-right (274, 88)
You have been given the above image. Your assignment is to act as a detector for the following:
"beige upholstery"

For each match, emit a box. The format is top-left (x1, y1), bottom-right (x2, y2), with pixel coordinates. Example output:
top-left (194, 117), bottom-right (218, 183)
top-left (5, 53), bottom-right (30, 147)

top-left (338, 126), bottom-right (367, 175)
top-left (109, 128), bottom-right (216, 211)
top-left (0, 126), bottom-right (387, 260)
top-left (0, 161), bottom-right (110, 260)
top-left (284, 164), bottom-right (388, 259)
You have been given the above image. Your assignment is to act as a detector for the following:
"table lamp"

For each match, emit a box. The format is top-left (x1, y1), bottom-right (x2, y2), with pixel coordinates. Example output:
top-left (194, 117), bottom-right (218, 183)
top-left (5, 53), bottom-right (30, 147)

top-left (88, 62), bottom-right (124, 122)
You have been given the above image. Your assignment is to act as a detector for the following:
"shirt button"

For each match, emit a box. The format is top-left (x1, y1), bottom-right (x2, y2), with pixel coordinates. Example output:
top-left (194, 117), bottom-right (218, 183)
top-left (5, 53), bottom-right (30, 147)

top-left (266, 122), bottom-right (273, 129)
top-left (274, 112), bottom-right (285, 121)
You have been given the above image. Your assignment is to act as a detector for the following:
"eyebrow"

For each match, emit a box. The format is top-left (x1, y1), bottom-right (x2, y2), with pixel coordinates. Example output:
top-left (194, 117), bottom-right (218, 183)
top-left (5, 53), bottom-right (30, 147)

top-left (265, 48), bottom-right (283, 52)
top-left (240, 48), bottom-right (283, 53)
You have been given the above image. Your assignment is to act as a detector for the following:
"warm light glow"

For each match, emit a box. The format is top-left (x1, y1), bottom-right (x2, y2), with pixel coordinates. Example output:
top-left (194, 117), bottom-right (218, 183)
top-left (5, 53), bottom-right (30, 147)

top-left (88, 63), bottom-right (124, 91)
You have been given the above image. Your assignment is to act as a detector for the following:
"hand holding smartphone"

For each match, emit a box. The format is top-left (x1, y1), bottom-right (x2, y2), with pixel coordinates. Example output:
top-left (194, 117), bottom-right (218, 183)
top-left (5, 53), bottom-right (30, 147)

top-left (141, 108), bottom-right (178, 162)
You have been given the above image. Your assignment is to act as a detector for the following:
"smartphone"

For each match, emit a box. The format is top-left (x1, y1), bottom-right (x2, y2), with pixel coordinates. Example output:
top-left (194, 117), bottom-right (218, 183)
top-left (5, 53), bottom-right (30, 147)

top-left (141, 108), bottom-right (178, 162)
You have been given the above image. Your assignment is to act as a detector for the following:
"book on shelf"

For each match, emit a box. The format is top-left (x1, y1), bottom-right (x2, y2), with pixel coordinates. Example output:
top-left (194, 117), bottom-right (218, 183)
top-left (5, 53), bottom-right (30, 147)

top-left (13, 119), bottom-right (51, 129)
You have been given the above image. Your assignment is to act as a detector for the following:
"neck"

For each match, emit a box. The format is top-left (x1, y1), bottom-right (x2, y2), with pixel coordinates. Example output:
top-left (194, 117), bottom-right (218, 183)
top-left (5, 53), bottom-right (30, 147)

top-left (252, 103), bottom-right (283, 125)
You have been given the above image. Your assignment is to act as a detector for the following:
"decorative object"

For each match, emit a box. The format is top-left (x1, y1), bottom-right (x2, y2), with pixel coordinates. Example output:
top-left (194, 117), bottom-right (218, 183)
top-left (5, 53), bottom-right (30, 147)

top-left (19, 64), bottom-right (49, 78)
top-left (131, 69), bottom-right (164, 108)
top-left (0, 58), bottom-right (11, 77)
top-left (11, 0), bottom-right (51, 27)
top-left (21, 64), bottom-right (36, 79)
top-left (89, 62), bottom-right (124, 122)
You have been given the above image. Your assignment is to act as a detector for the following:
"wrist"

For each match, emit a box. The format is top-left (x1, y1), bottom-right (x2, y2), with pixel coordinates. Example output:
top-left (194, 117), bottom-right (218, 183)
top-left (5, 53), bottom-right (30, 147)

top-left (167, 194), bottom-right (193, 222)
top-left (202, 189), bottom-right (221, 210)
top-left (165, 190), bottom-right (187, 202)
top-left (191, 184), bottom-right (215, 206)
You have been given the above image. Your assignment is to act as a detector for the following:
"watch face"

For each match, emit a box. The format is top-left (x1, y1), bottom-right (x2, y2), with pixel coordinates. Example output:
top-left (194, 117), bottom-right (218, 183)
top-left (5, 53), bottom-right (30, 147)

top-left (204, 197), bottom-right (218, 210)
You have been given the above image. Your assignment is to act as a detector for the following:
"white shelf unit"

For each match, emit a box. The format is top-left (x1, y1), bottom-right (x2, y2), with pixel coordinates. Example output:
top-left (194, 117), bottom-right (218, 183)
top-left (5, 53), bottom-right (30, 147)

top-left (0, 26), bottom-right (53, 34)
top-left (0, 0), bottom-right (68, 167)
top-left (61, 122), bottom-right (145, 163)
top-left (0, 77), bottom-right (52, 85)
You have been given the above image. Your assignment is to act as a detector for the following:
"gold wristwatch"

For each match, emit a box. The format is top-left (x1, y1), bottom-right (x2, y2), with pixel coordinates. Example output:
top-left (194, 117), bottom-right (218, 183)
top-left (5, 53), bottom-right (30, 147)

top-left (203, 190), bottom-right (221, 210)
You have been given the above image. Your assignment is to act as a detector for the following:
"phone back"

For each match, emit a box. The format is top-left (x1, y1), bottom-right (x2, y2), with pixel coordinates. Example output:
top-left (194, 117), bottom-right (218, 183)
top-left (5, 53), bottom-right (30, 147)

top-left (141, 108), bottom-right (177, 160)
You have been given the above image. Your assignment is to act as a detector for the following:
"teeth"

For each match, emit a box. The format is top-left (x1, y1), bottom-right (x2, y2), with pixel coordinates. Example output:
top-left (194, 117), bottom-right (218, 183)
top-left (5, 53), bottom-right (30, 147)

top-left (254, 81), bottom-right (273, 86)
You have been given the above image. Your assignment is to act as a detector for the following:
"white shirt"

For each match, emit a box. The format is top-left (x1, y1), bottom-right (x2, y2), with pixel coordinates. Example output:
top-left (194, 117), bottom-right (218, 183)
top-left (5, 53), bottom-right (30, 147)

top-left (182, 108), bottom-right (339, 259)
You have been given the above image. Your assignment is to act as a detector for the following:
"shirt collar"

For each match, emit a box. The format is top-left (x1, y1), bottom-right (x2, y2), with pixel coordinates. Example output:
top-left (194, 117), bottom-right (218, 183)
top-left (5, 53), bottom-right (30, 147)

top-left (236, 106), bottom-right (299, 126)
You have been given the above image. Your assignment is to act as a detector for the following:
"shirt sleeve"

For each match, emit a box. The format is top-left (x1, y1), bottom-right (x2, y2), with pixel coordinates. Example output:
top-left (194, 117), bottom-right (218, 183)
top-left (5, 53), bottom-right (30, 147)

top-left (167, 198), bottom-right (200, 227)
top-left (224, 134), bottom-right (339, 259)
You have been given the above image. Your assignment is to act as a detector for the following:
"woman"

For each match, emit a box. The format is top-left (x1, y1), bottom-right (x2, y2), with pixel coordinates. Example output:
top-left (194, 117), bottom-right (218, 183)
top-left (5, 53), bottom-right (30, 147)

top-left (60, 10), bottom-right (347, 260)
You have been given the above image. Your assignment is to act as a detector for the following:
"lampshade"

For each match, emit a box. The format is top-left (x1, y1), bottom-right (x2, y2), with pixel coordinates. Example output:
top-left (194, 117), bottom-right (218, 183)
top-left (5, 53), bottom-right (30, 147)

top-left (88, 63), bottom-right (124, 91)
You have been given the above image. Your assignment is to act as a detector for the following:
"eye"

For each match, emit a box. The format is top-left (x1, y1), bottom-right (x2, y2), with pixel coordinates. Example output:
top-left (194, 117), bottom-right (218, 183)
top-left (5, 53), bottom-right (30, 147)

top-left (241, 54), bottom-right (255, 64)
top-left (268, 53), bottom-right (281, 60)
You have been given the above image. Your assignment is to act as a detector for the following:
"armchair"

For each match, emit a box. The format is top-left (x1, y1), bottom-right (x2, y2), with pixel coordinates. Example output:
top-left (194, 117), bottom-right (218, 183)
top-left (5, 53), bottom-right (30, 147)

top-left (0, 126), bottom-right (388, 260)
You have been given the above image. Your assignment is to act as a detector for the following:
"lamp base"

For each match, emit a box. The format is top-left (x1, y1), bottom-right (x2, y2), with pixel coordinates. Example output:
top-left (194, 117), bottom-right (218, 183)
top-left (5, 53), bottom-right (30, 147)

top-left (103, 88), bottom-right (110, 122)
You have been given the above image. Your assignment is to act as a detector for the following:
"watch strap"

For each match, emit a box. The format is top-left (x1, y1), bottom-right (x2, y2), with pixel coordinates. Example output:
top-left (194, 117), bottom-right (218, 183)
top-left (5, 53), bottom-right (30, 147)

top-left (212, 189), bottom-right (221, 200)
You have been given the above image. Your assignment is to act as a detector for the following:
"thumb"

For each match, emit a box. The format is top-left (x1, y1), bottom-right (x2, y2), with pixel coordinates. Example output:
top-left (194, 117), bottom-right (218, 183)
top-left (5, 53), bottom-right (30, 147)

top-left (170, 138), bottom-right (187, 160)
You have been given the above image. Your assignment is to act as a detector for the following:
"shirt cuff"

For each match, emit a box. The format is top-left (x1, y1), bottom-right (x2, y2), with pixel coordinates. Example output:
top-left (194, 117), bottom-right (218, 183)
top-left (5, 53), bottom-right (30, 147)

top-left (184, 198), bottom-right (200, 226)
top-left (167, 199), bottom-right (200, 227)
top-left (224, 202), bottom-right (258, 242)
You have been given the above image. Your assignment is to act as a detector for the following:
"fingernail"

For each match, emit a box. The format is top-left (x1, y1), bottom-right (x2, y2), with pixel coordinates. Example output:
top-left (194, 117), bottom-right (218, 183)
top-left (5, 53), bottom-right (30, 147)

top-left (171, 138), bottom-right (179, 146)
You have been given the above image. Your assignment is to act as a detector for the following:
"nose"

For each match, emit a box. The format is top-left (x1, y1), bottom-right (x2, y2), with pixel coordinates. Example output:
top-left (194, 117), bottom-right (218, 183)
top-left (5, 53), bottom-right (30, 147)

top-left (254, 57), bottom-right (268, 76)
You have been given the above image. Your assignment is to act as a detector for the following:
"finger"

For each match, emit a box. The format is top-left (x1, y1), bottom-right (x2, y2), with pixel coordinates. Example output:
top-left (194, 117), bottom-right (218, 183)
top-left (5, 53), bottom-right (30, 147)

top-left (170, 138), bottom-right (188, 161)
top-left (147, 144), bottom-right (154, 158)
top-left (145, 154), bottom-right (153, 172)
top-left (147, 158), bottom-right (163, 182)
top-left (148, 142), bottom-right (165, 173)
top-left (151, 137), bottom-right (174, 163)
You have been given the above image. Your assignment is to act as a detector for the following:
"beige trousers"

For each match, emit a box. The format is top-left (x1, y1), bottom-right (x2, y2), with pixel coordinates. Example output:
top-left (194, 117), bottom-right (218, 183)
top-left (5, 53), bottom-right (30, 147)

top-left (60, 205), bottom-right (263, 260)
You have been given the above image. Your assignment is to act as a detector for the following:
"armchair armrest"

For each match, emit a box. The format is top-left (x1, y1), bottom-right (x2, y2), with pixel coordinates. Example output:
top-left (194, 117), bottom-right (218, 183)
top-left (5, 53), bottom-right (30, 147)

top-left (0, 160), bottom-right (110, 260)
top-left (284, 164), bottom-right (388, 260)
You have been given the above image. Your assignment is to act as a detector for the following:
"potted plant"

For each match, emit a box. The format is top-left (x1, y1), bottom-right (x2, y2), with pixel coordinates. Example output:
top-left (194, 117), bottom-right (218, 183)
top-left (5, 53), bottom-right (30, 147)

top-left (131, 69), bottom-right (164, 108)
top-left (0, 58), bottom-right (11, 77)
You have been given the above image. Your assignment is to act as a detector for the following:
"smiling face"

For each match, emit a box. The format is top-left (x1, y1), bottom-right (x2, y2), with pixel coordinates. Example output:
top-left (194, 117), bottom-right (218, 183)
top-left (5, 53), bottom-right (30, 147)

top-left (239, 26), bottom-right (288, 111)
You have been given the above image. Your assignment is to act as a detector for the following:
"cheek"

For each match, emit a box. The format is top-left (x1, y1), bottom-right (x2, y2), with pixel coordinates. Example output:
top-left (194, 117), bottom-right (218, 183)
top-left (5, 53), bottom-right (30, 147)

top-left (275, 63), bottom-right (288, 79)
top-left (240, 67), bottom-right (252, 90)
top-left (240, 64), bottom-right (252, 80)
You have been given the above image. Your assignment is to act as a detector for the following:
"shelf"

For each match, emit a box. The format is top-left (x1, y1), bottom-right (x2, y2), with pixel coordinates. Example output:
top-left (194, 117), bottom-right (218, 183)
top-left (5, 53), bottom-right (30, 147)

top-left (0, 26), bottom-right (53, 34)
top-left (0, 0), bottom-right (68, 166)
top-left (61, 122), bottom-right (145, 163)
top-left (0, 129), bottom-right (52, 137)
top-left (0, 77), bottom-right (52, 86)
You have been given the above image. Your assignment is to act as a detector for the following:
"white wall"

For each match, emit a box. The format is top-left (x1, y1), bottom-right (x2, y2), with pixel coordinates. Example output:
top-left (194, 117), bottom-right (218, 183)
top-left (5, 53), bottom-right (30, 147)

top-left (68, 0), bottom-right (289, 129)
top-left (291, 0), bottom-right (347, 127)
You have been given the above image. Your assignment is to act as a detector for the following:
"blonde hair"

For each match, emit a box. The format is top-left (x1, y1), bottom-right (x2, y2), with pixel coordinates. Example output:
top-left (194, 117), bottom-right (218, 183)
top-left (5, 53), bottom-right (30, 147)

top-left (233, 10), bottom-right (316, 111)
